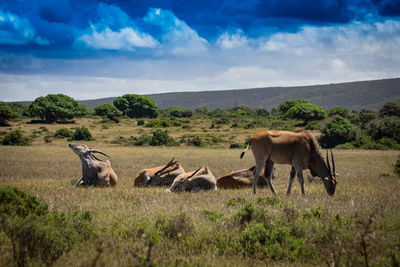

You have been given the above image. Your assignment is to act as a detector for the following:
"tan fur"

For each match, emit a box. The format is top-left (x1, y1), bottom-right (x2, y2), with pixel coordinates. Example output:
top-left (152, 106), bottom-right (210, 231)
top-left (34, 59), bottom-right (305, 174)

top-left (69, 143), bottom-right (118, 187)
top-left (134, 162), bottom-right (185, 187)
top-left (217, 166), bottom-right (271, 189)
top-left (167, 166), bottom-right (217, 192)
top-left (241, 130), bottom-right (336, 195)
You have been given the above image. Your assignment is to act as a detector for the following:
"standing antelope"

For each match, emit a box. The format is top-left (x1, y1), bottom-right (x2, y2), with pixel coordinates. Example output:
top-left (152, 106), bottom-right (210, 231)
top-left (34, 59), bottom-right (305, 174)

top-left (240, 130), bottom-right (337, 195)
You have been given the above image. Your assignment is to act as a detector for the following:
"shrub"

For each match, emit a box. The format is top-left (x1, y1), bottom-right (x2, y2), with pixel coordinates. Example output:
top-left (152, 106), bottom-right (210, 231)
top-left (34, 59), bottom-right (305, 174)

top-left (2, 129), bottom-right (30, 146)
top-left (94, 104), bottom-right (122, 123)
top-left (137, 119), bottom-right (145, 125)
top-left (379, 102), bottom-right (400, 117)
top-left (168, 107), bottom-right (193, 118)
top-left (28, 94), bottom-right (86, 122)
top-left (278, 99), bottom-right (309, 114)
top-left (149, 129), bottom-right (178, 146)
top-left (54, 127), bottom-right (73, 139)
top-left (0, 185), bottom-right (48, 218)
top-left (2, 211), bottom-right (93, 266)
top-left (328, 106), bottom-right (351, 118)
top-left (113, 94), bottom-right (158, 118)
top-left (69, 126), bottom-right (93, 141)
top-left (285, 103), bottom-right (327, 123)
top-left (354, 110), bottom-right (378, 128)
top-left (318, 115), bottom-right (356, 148)
top-left (365, 117), bottom-right (400, 143)
top-left (155, 213), bottom-right (194, 240)
top-left (0, 101), bottom-right (17, 124)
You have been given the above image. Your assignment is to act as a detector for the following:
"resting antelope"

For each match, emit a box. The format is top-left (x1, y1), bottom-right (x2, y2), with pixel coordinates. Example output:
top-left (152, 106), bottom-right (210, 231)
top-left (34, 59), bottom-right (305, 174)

top-left (69, 143), bottom-right (118, 187)
top-left (217, 166), bottom-right (275, 189)
top-left (166, 166), bottom-right (217, 192)
top-left (240, 130), bottom-right (337, 195)
top-left (134, 158), bottom-right (185, 187)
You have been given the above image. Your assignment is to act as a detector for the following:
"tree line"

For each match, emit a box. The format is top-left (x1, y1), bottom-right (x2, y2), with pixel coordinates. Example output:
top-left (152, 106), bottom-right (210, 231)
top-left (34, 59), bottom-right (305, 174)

top-left (1, 93), bottom-right (399, 149)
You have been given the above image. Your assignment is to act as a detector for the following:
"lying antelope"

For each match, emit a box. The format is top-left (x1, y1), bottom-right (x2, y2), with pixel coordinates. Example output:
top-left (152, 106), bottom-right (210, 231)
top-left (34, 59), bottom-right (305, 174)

top-left (166, 166), bottom-right (217, 192)
top-left (217, 166), bottom-right (275, 189)
top-left (69, 143), bottom-right (118, 187)
top-left (240, 130), bottom-right (337, 195)
top-left (134, 158), bottom-right (185, 187)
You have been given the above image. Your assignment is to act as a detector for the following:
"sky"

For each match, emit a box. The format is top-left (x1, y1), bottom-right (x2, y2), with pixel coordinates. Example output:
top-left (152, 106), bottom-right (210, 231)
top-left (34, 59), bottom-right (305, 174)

top-left (0, 0), bottom-right (400, 101)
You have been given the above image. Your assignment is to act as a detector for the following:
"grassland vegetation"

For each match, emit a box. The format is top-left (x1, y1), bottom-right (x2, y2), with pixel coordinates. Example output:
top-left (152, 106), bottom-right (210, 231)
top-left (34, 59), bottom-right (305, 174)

top-left (0, 142), bottom-right (399, 266)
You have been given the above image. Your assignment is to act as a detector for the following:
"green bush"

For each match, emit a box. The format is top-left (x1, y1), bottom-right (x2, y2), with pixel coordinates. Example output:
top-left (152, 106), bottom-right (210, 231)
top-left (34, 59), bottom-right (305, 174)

top-left (278, 99), bottom-right (309, 114)
top-left (0, 185), bottom-right (48, 218)
top-left (113, 94), bottom-right (158, 118)
top-left (168, 107), bottom-right (193, 118)
top-left (155, 213), bottom-right (194, 240)
top-left (379, 102), bottom-right (400, 117)
top-left (318, 115), bottom-right (356, 148)
top-left (0, 101), bottom-right (17, 124)
top-left (2, 211), bottom-right (93, 266)
top-left (0, 186), bottom-right (94, 266)
top-left (328, 106), bottom-right (351, 118)
top-left (54, 127), bottom-right (73, 139)
top-left (2, 129), bottom-right (30, 146)
top-left (69, 126), bottom-right (94, 141)
top-left (354, 110), bottom-right (378, 128)
top-left (285, 103), bottom-right (327, 123)
top-left (149, 129), bottom-right (179, 146)
top-left (365, 117), bottom-right (400, 143)
top-left (28, 94), bottom-right (86, 122)
top-left (94, 104), bottom-right (122, 123)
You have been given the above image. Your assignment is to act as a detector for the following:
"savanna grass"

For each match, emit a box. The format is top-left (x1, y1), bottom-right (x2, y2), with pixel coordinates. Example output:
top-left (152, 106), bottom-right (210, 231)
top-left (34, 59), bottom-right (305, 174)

top-left (0, 118), bottom-right (400, 266)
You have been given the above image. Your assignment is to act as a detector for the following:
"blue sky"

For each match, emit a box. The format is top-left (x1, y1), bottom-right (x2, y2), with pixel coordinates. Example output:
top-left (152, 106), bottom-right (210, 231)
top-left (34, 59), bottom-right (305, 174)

top-left (1, 0), bottom-right (400, 101)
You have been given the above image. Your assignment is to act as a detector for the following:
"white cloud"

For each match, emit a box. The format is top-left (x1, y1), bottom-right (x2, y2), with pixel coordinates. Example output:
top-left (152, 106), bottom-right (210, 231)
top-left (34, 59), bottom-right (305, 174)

top-left (77, 24), bottom-right (158, 50)
top-left (144, 8), bottom-right (208, 55)
top-left (216, 30), bottom-right (249, 49)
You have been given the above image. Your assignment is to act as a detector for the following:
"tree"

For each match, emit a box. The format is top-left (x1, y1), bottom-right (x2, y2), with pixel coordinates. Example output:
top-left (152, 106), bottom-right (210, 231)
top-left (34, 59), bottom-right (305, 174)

top-left (318, 115), bottom-right (356, 148)
top-left (365, 117), bottom-right (400, 143)
top-left (28, 94), bottom-right (86, 123)
top-left (113, 94), bottom-right (158, 118)
top-left (328, 106), bottom-right (351, 118)
top-left (379, 102), bottom-right (400, 117)
top-left (0, 102), bottom-right (17, 124)
top-left (285, 102), bottom-right (327, 123)
top-left (278, 99), bottom-right (309, 114)
top-left (94, 104), bottom-right (122, 122)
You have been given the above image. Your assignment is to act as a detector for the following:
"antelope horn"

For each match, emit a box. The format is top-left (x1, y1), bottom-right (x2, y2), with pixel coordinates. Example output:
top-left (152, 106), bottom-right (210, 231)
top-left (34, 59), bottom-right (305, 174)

top-left (187, 167), bottom-right (202, 179)
top-left (155, 157), bottom-right (177, 175)
top-left (330, 149), bottom-right (336, 176)
top-left (89, 149), bottom-right (110, 158)
top-left (326, 150), bottom-right (331, 175)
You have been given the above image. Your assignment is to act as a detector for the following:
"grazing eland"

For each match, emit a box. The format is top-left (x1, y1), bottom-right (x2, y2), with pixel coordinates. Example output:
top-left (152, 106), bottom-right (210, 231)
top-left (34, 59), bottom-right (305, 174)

top-left (240, 130), bottom-right (337, 195)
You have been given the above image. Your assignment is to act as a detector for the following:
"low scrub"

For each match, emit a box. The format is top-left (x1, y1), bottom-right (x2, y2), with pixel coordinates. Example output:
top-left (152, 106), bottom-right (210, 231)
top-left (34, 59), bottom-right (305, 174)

top-left (68, 126), bottom-right (94, 141)
top-left (1, 130), bottom-right (30, 146)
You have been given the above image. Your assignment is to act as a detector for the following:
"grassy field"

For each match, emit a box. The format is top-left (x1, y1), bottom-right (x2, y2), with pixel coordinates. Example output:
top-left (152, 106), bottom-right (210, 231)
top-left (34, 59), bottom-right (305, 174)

top-left (1, 118), bottom-right (400, 266)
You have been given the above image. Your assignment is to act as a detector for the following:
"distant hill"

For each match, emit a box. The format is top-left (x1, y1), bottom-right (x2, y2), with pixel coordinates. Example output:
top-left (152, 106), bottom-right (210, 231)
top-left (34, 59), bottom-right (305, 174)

top-left (13, 78), bottom-right (400, 111)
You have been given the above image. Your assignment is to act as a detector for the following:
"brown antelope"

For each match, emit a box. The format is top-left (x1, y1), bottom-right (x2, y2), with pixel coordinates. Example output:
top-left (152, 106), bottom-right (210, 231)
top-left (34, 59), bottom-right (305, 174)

top-left (166, 166), bottom-right (217, 192)
top-left (134, 158), bottom-right (185, 187)
top-left (69, 143), bottom-right (118, 187)
top-left (217, 166), bottom-right (274, 189)
top-left (240, 130), bottom-right (337, 195)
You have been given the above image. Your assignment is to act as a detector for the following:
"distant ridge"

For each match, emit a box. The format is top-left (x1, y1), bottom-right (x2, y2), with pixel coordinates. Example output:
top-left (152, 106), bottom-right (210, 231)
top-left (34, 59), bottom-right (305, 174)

top-left (12, 78), bottom-right (400, 111)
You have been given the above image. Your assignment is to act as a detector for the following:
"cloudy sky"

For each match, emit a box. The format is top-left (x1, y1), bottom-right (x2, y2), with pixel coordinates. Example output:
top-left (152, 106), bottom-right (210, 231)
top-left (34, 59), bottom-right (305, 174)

top-left (1, 0), bottom-right (400, 101)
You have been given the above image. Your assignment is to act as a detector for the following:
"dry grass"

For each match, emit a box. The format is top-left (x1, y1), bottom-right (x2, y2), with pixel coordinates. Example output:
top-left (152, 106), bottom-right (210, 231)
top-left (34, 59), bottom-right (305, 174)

top-left (1, 118), bottom-right (400, 266)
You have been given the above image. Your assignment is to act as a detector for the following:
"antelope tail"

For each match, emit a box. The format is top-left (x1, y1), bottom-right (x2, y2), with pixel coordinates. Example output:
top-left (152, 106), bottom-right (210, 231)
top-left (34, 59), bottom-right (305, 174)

top-left (240, 140), bottom-right (251, 159)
